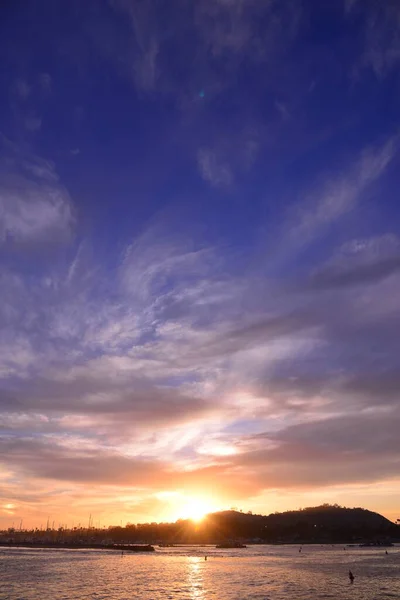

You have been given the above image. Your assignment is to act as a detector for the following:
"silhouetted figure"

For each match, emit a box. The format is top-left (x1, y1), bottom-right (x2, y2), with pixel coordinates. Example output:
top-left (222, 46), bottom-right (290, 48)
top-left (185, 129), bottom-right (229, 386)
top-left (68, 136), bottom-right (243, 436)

top-left (205, 555), bottom-right (207, 561)
top-left (385, 550), bottom-right (388, 555)
top-left (349, 570), bottom-right (355, 584)
top-left (299, 547), bottom-right (302, 553)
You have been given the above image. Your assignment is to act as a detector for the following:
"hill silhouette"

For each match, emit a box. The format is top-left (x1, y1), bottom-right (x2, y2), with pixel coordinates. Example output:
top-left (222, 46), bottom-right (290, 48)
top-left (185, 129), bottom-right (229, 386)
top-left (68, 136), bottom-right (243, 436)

top-left (89, 504), bottom-right (399, 545)
top-left (200, 504), bottom-right (396, 544)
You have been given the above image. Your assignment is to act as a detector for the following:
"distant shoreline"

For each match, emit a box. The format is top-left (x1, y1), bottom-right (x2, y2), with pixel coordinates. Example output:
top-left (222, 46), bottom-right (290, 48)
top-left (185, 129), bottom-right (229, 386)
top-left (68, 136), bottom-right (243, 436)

top-left (0, 541), bottom-right (396, 551)
top-left (0, 542), bottom-right (155, 552)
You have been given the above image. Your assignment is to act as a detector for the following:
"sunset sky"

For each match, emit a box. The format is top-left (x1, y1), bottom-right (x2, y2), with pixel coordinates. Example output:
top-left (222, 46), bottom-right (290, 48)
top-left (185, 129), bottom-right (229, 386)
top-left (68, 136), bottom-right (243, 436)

top-left (1, 0), bottom-right (400, 529)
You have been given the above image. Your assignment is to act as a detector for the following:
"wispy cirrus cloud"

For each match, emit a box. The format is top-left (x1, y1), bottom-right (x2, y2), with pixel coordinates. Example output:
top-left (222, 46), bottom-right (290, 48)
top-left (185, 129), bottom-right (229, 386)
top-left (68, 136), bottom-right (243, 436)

top-left (1, 210), bottom-right (398, 466)
top-left (348, 0), bottom-right (400, 77)
top-left (24, 115), bottom-right (42, 132)
top-left (12, 78), bottom-right (31, 100)
top-left (38, 72), bottom-right (52, 94)
top-left (109, 0), bottom-right (160, 91)
top-left (0, 140), bottom-right (75, 245)
top-left (109, 0), bottom-right (301, 96)
top-left (197, 147), bottom-right (233, 188)
top-left (276, 137), bottom-right (398, 259)
top-left (106, 0), bottom-right (299, 189)
top-left (305, 234), bottom-right (400, 291)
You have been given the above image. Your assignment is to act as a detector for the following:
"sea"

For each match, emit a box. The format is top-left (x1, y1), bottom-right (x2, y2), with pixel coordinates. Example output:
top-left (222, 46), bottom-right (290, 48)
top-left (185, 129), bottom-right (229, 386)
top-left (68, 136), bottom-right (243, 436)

top-left (0, 544), bottom-right (399, 600)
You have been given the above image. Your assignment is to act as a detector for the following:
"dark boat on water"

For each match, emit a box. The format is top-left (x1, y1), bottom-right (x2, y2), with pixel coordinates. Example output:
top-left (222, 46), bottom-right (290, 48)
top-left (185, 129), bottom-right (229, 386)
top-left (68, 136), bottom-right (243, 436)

top-left (111, 544), bottom-right (155, 552)
top-left (359, 541), bottom-right (394, 547)
top-left (216, 542), bottom-right (247, 549)
top-left (158, 543), bottom-right (175, 547)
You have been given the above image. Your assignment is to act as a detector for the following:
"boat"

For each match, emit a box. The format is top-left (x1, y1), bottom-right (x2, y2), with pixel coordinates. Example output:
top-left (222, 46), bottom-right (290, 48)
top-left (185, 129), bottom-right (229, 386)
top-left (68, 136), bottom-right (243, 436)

top-left (359, 541), bottom-right (394, 547)
top-left (111, 544), bottom-right (155, 552)
top-left (158, 543), bottom-right (175, 547)
top-left (216, 542), bottom-right (247, 549)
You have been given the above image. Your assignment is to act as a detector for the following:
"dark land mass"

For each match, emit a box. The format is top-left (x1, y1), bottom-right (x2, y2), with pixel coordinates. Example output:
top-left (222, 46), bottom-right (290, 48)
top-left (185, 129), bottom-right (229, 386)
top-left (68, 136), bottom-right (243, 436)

top-left (1, 505), bottom-right (399, 548)
top-left (0, 541), bottom-right (155, 552)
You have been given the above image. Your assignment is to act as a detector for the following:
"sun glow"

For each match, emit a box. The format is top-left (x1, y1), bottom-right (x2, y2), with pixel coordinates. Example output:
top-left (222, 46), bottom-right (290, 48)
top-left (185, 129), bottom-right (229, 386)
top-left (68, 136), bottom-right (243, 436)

top-left (179, 496), bottom-right (217, 522)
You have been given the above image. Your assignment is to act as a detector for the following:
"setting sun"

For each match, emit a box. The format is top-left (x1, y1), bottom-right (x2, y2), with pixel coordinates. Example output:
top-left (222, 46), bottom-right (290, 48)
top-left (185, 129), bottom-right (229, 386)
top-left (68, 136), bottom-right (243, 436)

top-left (179, 496), bottom-right (217, 522)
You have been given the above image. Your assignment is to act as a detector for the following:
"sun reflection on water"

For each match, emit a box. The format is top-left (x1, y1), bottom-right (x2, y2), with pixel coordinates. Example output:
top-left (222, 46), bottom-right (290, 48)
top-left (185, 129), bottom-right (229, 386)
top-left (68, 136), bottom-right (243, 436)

top-left (187, 556), bottom-right (205, 599)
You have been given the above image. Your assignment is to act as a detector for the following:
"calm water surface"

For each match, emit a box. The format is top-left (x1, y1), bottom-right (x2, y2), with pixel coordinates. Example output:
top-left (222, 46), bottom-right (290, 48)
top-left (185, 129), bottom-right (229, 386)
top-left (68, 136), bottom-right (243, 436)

top-left (0, 544), bottom-right (399, 600)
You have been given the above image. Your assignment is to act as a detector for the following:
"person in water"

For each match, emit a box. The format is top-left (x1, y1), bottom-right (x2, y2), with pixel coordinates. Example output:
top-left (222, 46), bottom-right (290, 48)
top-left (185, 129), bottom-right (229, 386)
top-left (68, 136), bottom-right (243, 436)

top-left (204, 556), bottom-right (207, 561)
top-left (349, 570), bottom-right (355, 583)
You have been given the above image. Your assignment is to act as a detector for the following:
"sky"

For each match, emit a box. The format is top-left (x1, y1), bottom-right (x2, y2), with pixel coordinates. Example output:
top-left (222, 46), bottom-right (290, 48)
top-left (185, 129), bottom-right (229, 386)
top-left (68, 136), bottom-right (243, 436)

top-left (0, 0), bottom-right (400, 529)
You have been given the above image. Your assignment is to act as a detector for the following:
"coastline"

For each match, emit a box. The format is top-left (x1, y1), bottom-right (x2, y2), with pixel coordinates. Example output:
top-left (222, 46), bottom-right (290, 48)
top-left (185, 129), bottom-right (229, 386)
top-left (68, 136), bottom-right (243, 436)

top-left (0, 542), bottom-right (155, 552)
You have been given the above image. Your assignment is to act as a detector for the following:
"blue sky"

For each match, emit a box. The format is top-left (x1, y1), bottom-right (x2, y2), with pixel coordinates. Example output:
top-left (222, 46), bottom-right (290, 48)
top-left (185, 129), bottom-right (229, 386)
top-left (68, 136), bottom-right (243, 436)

top-left (1, 0), bottom-right (400, 526)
